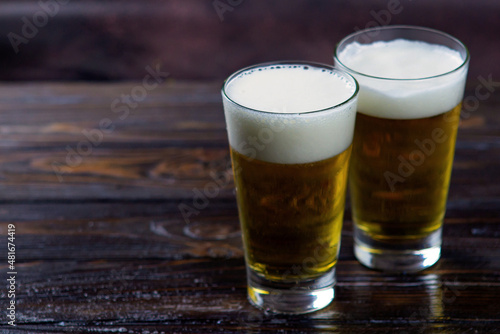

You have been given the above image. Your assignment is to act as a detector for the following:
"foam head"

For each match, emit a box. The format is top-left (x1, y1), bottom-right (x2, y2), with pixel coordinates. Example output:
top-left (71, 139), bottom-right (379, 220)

top-left (222, 63), bottom-right (358, 164)
top-left (335, 38), bottom-right (469, 119)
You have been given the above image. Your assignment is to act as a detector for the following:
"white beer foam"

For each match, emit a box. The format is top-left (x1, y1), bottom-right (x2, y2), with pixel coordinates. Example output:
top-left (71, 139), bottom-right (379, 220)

top-left (336, 39), bottom-right (468, 119)
top-left (223, 64), bottom-right (357, 164)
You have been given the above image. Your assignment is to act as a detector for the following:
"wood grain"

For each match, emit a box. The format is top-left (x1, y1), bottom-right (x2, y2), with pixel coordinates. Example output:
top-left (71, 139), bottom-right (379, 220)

top-left (0, 82), bottom-right (499, 333)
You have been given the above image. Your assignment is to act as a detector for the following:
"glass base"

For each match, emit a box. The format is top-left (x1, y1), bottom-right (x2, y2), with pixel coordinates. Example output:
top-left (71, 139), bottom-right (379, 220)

top-left (354, 227), bottom-right (442, 273)
top-left (246, 267), bottom-right (335, 314)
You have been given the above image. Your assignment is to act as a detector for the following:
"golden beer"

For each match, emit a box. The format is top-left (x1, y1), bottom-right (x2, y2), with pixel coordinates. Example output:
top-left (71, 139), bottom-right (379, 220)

top-left (231, 146), bottom-right (351, 281)
top-left (350, 104), bottom-right (461, 241)
top-left (222, 61), bottom-right (358, 313)
top-left (335, 26), bottom-right (469, 272)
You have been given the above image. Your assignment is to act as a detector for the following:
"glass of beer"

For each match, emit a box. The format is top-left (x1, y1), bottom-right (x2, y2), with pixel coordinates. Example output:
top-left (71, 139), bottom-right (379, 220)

top-left (222, 61), bottom-right (358, 313)
top-left (334, 26), bottom-right (469, 272)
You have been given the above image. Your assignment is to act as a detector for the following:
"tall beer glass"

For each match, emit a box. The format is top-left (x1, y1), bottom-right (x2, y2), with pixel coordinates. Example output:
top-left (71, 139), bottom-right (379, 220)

top-left (222, 61), bottom-right (358, 313)
top-left (334, 26), bottom-right (469, 272)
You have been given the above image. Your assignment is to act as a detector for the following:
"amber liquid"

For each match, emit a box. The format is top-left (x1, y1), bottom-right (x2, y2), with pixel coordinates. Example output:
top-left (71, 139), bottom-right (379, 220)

top-left (349, 104), bottom-right (461, 242)
top-left (231, 146), bottom-right (351, 281)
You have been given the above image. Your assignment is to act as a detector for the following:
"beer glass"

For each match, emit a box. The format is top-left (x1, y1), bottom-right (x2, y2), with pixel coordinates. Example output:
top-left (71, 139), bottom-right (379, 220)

top-left (222, 61), bottom-right (358, 313)
top-left (334, 26), bottom-right (469, 272)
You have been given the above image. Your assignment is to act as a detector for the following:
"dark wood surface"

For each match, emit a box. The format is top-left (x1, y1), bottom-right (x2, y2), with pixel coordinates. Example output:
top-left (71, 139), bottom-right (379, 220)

top-left (0, 80), bottom-right (499, 333)
top-left (0, 0), bottom-right (499, 82)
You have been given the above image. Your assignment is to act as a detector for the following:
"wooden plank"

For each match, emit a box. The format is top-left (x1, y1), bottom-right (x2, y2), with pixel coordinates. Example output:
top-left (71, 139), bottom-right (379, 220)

top-left (0, 82), bottom-right (498, 203)
top-left (2, 255), bottom-right (500, 331)
top-left (2, 215), bottom-right (500, 260)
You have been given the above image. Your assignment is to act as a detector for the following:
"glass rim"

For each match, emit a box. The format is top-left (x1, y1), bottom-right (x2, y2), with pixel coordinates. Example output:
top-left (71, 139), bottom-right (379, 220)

top-left (221, 60), bottom-right (359, 116)
top-left (334, 25), bottom-right (470, 82)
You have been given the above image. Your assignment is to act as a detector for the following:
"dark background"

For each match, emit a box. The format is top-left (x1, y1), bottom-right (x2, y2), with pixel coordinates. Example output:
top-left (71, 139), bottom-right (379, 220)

top-left (0, 0), bottom-right (498, 82)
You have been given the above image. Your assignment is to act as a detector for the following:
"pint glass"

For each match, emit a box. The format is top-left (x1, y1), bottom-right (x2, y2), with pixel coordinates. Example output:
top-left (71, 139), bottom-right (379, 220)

top-left (334, 26), bottom-right (469, 272)
top-left (222, 62), bottom-right (358, 313)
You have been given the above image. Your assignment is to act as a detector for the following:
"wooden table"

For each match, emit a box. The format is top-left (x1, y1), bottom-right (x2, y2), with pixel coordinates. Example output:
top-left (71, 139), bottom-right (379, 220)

top-left (1, 81), bottom-right (499, 333)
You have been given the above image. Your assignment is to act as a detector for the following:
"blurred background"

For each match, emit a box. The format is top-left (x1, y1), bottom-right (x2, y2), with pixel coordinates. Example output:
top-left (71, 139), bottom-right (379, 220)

top-left (0, 0), bottom-right (498, 82)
